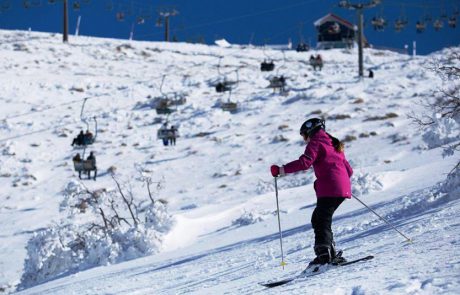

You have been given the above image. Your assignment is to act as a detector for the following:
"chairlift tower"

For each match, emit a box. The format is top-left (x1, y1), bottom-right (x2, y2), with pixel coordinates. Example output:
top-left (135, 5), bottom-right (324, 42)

top-left (156, 8), bottom-right (179, 42)
top-left (63, 0), bottom-right (69, 42)
top-left (339, 0), bottom-right (381, 77)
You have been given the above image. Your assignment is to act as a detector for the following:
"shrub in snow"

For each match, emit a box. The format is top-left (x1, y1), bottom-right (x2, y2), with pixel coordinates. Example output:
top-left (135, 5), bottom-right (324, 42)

top-left (232, 210), bottom-right (267, 226)
top-left (352, 172), bottom-right (383, 196)
top-left (19, 175), bottom-right (173, 290)
top-left (440, 168), bottom-right (460, 197)
top-left (422, 117), bottom-right (459, 149)
top-left (413, 49), bottom-right (460, 175)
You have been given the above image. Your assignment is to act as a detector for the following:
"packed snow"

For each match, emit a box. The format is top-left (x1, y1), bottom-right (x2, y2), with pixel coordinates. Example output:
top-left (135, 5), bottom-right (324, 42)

top-left (0, 30), bottom-right (459, 294)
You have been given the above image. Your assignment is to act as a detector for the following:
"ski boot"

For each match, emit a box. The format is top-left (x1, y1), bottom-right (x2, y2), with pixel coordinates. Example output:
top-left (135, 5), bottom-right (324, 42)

top-left (330, 242), bottom-right (347, 265)
top-left (307, 245), bottom-right (332, 267)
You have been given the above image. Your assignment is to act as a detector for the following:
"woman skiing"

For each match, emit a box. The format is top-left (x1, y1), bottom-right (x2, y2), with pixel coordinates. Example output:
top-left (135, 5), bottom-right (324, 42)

top-left (270, 118), bottom-right (353, 266)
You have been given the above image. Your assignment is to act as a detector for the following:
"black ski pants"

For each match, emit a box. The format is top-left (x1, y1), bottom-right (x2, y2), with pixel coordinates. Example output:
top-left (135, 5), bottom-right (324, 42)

top-left (311, 197), bottom-right (345, 248)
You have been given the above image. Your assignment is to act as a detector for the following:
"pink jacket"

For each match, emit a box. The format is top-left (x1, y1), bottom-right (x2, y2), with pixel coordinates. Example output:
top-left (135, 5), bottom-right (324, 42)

top-left (283, 129), bottom-right (353, 198)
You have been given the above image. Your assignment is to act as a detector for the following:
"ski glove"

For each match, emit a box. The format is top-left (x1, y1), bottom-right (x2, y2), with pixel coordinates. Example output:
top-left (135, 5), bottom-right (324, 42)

top-left (270, 165), bottom-right (285, 177)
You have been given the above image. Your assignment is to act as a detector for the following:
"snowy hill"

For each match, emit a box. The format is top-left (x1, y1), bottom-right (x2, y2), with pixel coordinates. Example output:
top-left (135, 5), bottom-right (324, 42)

top-left (0, 30), bottom-right (459, 294)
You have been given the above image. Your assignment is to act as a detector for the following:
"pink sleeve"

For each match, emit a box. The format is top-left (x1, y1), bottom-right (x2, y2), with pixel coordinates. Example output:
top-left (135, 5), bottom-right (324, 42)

top-left (344, 159), bottom-right (353, 177)
top-left (283, 141), bottom-right (319, 174)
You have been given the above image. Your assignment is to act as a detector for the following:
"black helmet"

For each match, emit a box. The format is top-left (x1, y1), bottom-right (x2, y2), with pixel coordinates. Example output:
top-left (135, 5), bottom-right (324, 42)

top-left (300, 118), bottom-right (325, 137)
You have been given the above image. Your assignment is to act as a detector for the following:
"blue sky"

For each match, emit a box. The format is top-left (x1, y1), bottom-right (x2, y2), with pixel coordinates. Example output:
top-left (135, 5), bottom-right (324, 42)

top-left (0, 0), bottom-right (459, 54)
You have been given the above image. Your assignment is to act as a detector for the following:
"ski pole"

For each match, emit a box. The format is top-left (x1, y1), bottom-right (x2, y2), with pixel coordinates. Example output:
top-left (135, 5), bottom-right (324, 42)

top-left (274, 177), bottom-right (287, 269)
top-left (352, 194), bottom-right (412, 243)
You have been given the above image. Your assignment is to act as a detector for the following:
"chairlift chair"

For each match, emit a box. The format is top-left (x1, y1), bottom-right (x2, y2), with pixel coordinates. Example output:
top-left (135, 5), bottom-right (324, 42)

top-left (394, 19), bottom-right (406, 32)
top-left (267, 75), bottom-right (287, 93)
top-left (261, 60), bottom-right (275, 72)
top-left (116, 12), bottom-right (125, 21)
top-left (371, 16), bottom-right (386, 31)
top-left (221, 101), bottom-right (238, 113)
top-left (296, 43), bottom-right (309, 52)
top-left (157, 124), bottom-right (179, 142)
top-left (448, 17), bottom-right (457, 28)
top-left (339, 0), bottom-right (349, 8)
top-left (416, 21), bottom-right (426, 33)
top-left (73, 1), bottom-right (80, 11)
top-left (137, 16), bottom-right (145, 25)
top-left (433, 19), bottom-right (444, 31)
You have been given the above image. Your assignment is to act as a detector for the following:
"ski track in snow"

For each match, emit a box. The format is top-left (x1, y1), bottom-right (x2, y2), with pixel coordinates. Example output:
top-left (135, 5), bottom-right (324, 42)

top-left (0, 30), bottom-right (459, 294)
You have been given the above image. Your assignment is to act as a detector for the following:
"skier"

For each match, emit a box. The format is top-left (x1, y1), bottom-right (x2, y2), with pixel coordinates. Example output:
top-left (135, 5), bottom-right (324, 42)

top-left (86, 151), bottom-right (97, 180)
top-left (368, 69), bottom-right (374, 78)
top-left (83, 130), bottom-right (94, 145)
top-left (315, 55), bottom-right (323, 71)
top-left (309, 55), bottom-right (317, 71)
top-left (169, 125), bottom-right (177, 146)
top-left (270, 118), bottom-right (352, 266)
top-left (160, 122), bottom-right (169, 146)
top-left (71, 130), bottom-right (85, 146)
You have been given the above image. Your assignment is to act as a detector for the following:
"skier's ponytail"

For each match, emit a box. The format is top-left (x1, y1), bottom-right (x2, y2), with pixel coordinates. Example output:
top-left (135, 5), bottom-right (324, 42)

top-left (327, 133), bottom-right (344, 153)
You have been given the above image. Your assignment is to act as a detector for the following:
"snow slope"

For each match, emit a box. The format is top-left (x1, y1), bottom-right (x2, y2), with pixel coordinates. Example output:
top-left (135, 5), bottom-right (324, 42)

top-left (0, 30), bottom-right (459, 294)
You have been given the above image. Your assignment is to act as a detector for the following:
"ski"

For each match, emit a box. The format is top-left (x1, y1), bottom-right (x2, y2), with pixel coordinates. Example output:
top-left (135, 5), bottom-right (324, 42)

top-left (259, 255), bottom-right (374, 288)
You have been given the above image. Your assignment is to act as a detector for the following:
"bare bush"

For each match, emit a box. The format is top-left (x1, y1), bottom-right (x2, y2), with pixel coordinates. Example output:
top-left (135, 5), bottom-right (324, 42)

top-left (410, 49), bottom-right (460, 173)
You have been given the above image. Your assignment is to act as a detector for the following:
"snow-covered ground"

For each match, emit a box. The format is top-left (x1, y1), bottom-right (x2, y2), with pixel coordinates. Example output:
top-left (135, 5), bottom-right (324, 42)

top-left (0, 30), bottom-right (459, 294)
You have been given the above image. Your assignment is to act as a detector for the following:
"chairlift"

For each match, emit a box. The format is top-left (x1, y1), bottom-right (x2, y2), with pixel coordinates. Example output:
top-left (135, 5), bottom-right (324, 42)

top-left (116, 12), bottom-right (125, 22)
top-left (338, 0), bottom-right (349, 8)
top-left (157, 122), bottom-right (179, 147)
top-left (156, 17), bottom-right (163, 27)
top-left (137, 16), bottom-right (145, 24)
top-left (214, 57), bottom-right (237, 93)
top-left (433, 19), bottom-right (444, 31)
top-left (267, 51), bottom-right (288, 94)
top-left (296, 43), bottom-right (309, 52)
top-left (261, 46), bottom-right (275, 72)
top-left (448, 16), bottom-right (457, 28)
top-left (221, 101), bottom-right (238, 113)
top-left (79, 97), bottom-right (98, 145)
top-left (394, 19), bottom-right (407, 32)
top-left (73, 1), bottom-right (80, 11)
top-left (416, 21), bottom-right (426, 33)
top-left (261, 60), bottom-right (275, 72)
top-left (394, 5), bottom-right (408, 32)
top-left (267, 75), bottom-right (287, 93)
top-left (154, 76), bottom-right (175, 115)
top-left (371, 16), bottom-right (387, 31)
top-left (216, 67), bottom-right (240, 113)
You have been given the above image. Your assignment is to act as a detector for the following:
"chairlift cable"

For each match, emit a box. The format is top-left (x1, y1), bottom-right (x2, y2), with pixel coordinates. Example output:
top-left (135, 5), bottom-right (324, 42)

top-left (136, 0), bottom-right (322, 39)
